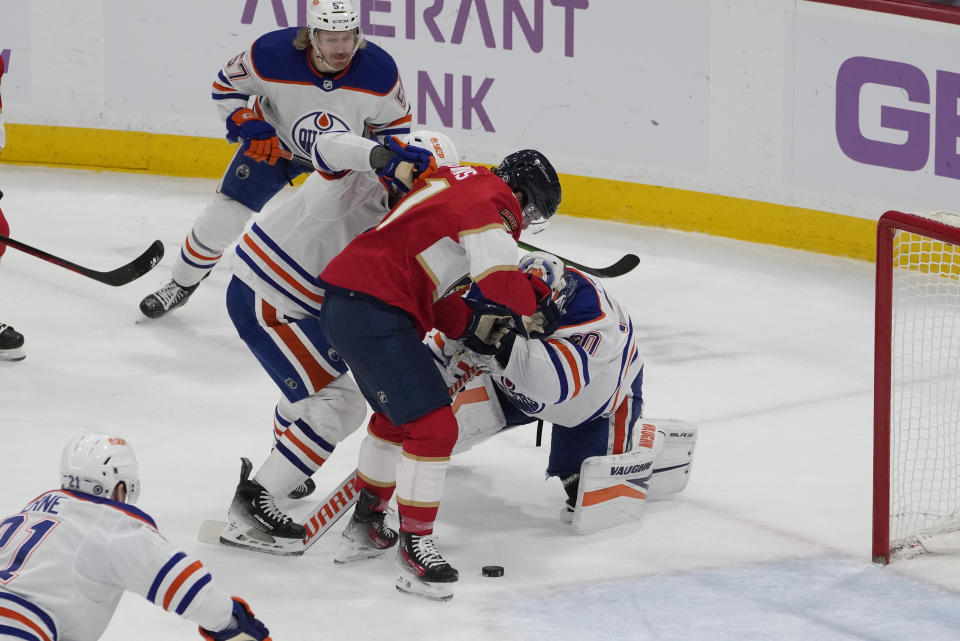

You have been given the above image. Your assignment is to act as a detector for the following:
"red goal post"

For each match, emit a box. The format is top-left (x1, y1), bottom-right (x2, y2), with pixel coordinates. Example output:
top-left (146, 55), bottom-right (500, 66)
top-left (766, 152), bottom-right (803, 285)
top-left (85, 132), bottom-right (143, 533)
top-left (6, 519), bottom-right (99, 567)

top-left (874, 210), bottom-right (960, 564)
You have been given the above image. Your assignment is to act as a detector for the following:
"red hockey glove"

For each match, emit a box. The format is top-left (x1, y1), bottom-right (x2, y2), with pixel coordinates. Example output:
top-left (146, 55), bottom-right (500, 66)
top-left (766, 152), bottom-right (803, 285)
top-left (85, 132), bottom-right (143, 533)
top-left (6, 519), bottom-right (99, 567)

top-left (226, 108), bottom-right (285, 165)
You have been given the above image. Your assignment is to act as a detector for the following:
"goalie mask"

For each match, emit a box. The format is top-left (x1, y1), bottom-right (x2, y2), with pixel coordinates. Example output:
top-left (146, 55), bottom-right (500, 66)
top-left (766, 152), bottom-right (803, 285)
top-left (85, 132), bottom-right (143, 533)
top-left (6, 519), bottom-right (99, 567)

top-left (405, 130), bottom-right (460, 168)
top-left (493, 149), bottom-right (561, 233)
top-left (308, 0), bottom-right (363, 71)
top-left (60, 433), bottom-right (141, 504)
top-left (520, 251), bottom-right (578, 314)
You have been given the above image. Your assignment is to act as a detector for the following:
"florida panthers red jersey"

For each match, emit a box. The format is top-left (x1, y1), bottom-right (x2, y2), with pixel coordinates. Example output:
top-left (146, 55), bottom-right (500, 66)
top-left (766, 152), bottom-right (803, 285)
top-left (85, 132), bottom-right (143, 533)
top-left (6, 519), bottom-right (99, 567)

top-left (319, 165), bottom-right (540, 337)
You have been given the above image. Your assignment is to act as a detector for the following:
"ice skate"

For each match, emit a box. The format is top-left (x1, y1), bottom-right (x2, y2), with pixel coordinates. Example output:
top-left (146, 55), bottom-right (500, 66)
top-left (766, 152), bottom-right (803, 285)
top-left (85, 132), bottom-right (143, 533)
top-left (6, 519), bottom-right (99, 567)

top-left (287, 478), bottom-right (316, 500)
top-left (0, 324), bottom-right (25, 362)
top-left (219, 458), bottom-right (307, 556)
top-left (559, 473), bottom-right (579, 524)
top-left (333, 487), bottom-right (397, 564)
top-left (139, 278), bottom-right (200, 318)
top-left (395, 531), bottom-right (458, 601)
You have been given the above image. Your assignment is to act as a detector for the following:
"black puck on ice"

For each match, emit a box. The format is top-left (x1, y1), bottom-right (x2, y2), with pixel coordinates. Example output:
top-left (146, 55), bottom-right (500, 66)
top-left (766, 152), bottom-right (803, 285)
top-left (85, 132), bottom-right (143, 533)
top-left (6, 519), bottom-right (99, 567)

top-left (482, 565), bottom-right (504, 577)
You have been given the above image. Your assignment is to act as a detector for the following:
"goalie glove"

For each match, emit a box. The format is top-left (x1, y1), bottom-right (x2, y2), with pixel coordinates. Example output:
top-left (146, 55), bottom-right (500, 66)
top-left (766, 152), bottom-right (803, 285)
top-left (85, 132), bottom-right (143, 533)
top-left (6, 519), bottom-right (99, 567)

top-left (372, 136), bottom-right (438, 193)
top-left (225, 108), bottom-right (286, 166)
top-left (199, 597), bottom-right (271, 641)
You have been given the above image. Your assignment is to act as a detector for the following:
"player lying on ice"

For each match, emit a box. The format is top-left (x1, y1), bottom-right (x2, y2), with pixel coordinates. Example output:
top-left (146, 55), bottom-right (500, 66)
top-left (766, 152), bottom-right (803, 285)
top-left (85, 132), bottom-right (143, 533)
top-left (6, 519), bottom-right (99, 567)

top-left (0, 434), bottom-right (271, 641)
top-left (426, 251), bottom-right (698, 533)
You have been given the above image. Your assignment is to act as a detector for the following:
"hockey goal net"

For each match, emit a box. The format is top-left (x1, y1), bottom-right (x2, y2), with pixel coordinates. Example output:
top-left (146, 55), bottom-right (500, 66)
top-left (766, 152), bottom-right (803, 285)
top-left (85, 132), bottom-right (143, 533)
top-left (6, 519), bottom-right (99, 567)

top-left (874, 210), bottom-right (960, 563)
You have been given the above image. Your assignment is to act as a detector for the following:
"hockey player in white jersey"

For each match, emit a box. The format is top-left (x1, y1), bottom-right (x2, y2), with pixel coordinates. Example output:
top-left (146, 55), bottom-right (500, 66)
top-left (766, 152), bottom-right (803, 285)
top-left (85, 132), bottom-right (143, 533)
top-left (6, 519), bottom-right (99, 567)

top-left (139, 0), bottom-right (429, 318)
top-left (216, 130), bottom-right (458, 552)
top-left (0, 433), bottom-right (272, 641)
top-left (428, 252), bottom-right (697, 533)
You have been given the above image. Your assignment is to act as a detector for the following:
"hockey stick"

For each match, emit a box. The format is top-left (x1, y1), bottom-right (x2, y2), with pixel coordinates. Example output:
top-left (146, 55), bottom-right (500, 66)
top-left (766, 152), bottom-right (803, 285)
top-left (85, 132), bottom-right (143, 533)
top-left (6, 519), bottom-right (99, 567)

top-left (0, 234), bottom-right (165, 287)
top-left (197, 469), bottom-right (360, 556)
top-left (518, 241), bottom-right (640, 278)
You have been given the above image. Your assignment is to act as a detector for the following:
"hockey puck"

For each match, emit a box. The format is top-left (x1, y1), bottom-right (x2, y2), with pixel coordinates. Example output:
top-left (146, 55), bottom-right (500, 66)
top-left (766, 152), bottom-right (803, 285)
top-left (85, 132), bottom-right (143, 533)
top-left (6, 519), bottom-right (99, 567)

top-left (482, 565), bottom-right (504, 577)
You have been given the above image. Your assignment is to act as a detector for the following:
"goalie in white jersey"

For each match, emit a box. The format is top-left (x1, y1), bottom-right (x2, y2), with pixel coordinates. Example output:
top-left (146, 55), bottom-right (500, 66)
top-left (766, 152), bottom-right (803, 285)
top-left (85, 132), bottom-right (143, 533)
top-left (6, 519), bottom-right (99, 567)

top-left (0, 434), bottom-right (271, 641)
top-left (138, 0), bottom-right (427, 319)
top-left (429, 252), bottom-right (698, 533)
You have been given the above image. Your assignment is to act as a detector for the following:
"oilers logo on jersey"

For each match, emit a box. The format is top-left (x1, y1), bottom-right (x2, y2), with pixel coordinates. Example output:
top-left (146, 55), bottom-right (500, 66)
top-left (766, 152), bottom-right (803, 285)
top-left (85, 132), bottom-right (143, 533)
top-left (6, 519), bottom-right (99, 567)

top-left (292, 111), bottom-right (351, 157)
top-left (497, 376), bottom-right (545, 414)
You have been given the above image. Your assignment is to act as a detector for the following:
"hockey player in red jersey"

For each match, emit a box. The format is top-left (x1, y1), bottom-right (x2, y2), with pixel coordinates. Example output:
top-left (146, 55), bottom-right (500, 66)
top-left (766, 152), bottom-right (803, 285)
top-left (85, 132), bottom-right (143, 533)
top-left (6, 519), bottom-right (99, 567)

top-left (317, 149), bottom-right (563, 600)
top-left (0, 433), bottom-right (271, 641)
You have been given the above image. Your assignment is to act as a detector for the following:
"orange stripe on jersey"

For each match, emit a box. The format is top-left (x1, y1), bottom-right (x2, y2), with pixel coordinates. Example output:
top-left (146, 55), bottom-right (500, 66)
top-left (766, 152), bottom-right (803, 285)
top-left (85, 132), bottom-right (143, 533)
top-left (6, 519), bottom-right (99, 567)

top-left (162, 560), bottom-right (203, 610)
top-left (184, 235), bottom-right (221, 262)
top-left (612, 397), bottom-right (629, 454)
top-left (283, 430), bottom-right (327, 466)
top-left (242, 234), bottom-right (324, 304)
top-left (212, 81), bottom-right (234, 92)
top-left (0, 607), bottom-right (52, 641)
top-left (451, 385), bottom-right (489, 414)
top-left (264, 307), bottom-right (336, 391)
top-left (582, 484), bottom-right (647, 507)
top-left (547, 339), bottom-right (583, 399)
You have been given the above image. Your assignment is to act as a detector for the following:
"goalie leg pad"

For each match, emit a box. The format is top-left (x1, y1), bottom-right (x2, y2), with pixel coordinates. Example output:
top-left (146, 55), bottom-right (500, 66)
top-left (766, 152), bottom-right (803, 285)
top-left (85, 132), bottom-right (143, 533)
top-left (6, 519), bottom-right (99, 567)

top-left (451, 373), bottom-right (507, 454)
top-left (571, 448), bottom-right (656, 534)
top-left (646, 420), bottom-right (698, 498)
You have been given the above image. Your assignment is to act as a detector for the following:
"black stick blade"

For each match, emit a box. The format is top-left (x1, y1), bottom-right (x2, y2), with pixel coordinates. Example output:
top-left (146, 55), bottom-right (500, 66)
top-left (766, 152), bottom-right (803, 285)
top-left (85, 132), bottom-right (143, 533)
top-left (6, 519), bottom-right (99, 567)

top-left (95, 240), bottom-right (166, 286)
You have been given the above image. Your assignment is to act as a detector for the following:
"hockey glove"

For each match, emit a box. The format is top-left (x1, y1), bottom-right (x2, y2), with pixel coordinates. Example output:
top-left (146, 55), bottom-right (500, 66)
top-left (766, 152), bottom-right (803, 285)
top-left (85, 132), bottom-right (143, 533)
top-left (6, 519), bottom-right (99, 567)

top-left (199, 597), bottom-right (271, 641)
top-left (458, 298), bottom-right (517, 355)
top-left (373, 136), bottom-right (438, 193)
top-left (521, 275), bottom-right (563, 338)
top-left (226, 108), bottom-right (285, 165)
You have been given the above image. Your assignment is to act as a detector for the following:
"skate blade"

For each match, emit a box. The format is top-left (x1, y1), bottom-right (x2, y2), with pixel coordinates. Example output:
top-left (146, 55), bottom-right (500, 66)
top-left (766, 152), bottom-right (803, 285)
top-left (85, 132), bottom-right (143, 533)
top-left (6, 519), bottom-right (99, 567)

top-left (0, 347), bottom-right (26, 362)
top-left (333, 540), bottom-right (392, 565)
top-left (395, 567), bottom-right (454, 601)
top-left (199, 519), bottom-right (305, 557)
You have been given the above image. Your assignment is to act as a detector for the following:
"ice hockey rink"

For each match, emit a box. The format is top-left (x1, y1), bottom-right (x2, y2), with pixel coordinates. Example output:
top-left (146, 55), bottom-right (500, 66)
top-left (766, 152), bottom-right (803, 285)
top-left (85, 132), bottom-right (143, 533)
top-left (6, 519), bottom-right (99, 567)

top-left (2, 163), bottom-right (960, 641)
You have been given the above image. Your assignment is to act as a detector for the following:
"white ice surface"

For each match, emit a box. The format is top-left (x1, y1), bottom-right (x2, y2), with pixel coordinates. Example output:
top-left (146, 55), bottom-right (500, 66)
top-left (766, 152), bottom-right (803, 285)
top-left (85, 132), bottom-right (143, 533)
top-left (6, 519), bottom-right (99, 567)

top-left (1, 165), bottom-right (960, 640)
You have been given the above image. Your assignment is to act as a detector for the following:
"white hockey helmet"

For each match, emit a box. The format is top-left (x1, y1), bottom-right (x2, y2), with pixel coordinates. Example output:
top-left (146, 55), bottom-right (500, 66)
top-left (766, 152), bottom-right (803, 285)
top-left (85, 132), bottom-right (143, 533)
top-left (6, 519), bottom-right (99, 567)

top-left (404, 130), bottom-right (460, 168)
top-left (60, 433), bottom-right (141, 504)
top-left (308, 0), bottom-right (363, 70)
top-left (520, 251), bottom-right (566, 293)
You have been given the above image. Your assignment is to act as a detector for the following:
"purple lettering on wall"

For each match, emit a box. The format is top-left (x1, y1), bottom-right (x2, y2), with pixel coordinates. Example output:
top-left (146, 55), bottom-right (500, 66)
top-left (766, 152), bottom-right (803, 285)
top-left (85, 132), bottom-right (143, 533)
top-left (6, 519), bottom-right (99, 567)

top-left (365, 0), bottom-right (396, 38)
top-left (836, 56), bottom-right (929, 172)
top-left (551, 0), bottom-right (588, 58)
top-left (423, 0), bottom-right (446, 42)
top-left (240, 0), bottom-right (290, 26)
top-left (1, 50), bottom-right (9, 71)
top-left (462, 75), bottom-right (495, 131)
top-left (419, 70), bottom-right (454, 127)
top-left (504, 0), bottom-right (543, 53)
top-left (935, 70), bottom-right (960, 180)
top-left (452, 0), bottom-right (497, 48)
top-left (405, 0), bottom-right (417, 39)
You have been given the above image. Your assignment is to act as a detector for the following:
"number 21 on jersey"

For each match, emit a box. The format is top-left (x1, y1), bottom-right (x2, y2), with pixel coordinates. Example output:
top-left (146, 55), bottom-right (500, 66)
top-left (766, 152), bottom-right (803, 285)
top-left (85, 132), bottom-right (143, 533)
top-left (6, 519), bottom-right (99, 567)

top-left (0, 514), bottom-right (59, 583)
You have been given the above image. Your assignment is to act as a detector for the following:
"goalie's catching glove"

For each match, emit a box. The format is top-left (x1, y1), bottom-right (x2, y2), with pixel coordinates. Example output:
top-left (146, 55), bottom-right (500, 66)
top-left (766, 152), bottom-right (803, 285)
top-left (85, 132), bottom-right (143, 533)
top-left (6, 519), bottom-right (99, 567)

top-left (199, 597), bottom-right (271, 641)
top-left (372, 136), bottom-right (438, 193)
top-left (226, 108), bottom-right (285, 165)
top-left (457, 298), bottom-right (517, 355)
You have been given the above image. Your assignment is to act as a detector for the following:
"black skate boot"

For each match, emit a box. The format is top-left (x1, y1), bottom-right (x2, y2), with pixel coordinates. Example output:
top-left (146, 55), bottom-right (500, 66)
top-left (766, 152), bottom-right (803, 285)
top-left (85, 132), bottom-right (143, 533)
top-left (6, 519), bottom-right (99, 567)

top-left (287, 478), bottom-right (316, 500)
top-left (334, 488), bottom-right (398, 564)
top-left (139, 278), bottom-right (200, 319)
top-left (0, 323), bottom-right (25, 362)
top-left (395, 530), bottom-right (458, 601)
top-left (560, 473), bottom-right (580, 524)
top-left (222, 457), bottom-right (306, 551)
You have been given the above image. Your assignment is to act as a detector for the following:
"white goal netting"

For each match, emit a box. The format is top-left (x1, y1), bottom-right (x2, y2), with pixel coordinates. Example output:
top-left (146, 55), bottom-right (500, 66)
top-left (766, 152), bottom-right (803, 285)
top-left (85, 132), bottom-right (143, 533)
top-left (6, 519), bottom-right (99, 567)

top-left (887, 211), bottom-right (960, 558)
